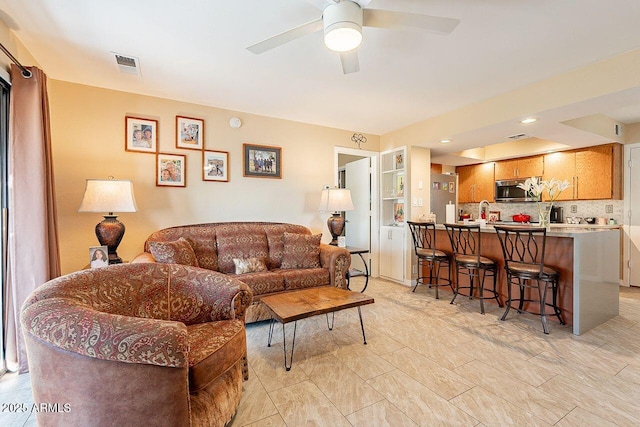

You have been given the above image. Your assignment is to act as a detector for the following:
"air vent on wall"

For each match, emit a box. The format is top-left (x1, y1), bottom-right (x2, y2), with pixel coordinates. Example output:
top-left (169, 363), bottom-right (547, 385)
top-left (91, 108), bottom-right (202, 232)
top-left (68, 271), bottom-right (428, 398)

top-left (507, 133), bottom-right (529, 140)
top-left (113, 53), bottom-right (141, 76)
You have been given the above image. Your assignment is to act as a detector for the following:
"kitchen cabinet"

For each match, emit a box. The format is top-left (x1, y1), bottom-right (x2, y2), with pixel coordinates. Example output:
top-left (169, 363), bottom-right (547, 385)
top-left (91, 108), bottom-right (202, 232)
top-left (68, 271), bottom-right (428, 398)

top-left (543, 143), bottom-right (622, 200)
top-left (542, 151), bottom-right (575, 201)
top-left (379, 225), bottom-right (404, 282)
top-left (494, 156), bottom-right (543, 180)
top-left (456, 162), bottom-right (495, 203)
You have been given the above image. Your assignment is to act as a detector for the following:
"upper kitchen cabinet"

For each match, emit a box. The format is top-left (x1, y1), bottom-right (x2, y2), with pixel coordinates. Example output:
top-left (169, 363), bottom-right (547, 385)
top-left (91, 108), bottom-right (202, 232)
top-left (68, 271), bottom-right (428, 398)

top-left (494, 156), bottom-right (543, 180)
top-left (542, 151), bottom-right (576, 201)
top-left (543, 143), bottom-right (622, 200)
top-left (456, 162), bottom-right (495, 203)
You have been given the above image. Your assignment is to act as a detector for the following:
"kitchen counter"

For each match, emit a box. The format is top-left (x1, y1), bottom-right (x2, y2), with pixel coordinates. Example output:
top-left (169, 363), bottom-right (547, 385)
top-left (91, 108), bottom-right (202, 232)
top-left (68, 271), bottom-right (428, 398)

top-left (431, 224), bottom-right (620, 335)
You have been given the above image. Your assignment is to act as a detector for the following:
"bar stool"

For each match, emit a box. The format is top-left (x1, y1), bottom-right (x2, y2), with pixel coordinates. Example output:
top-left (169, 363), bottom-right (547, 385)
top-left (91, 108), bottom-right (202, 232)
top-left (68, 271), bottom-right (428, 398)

top-left (494, 225), bottom-right (564, 334)
top-left (444, 223), bottom-right (501, 314)
top-left (407, 221), bottom-right (452, 298)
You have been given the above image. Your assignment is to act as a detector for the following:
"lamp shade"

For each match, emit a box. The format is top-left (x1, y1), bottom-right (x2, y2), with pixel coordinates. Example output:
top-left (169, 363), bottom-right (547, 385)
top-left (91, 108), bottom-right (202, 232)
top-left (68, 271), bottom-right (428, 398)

top-left (319, 187), bottom-right (355, 212)
top-left (78, 179), bottom-right (137, 214)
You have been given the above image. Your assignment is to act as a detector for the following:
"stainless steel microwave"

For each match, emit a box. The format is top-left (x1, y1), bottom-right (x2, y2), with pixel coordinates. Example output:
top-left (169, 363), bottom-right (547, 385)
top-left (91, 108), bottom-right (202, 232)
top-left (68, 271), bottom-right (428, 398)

top-left (495, 178), bottom-right (538, 203)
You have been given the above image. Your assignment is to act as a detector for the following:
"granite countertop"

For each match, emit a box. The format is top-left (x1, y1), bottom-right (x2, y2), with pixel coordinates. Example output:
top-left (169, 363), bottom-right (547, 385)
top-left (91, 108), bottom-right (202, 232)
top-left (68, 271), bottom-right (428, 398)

top-left (432, 222), bottom-right (620, 238)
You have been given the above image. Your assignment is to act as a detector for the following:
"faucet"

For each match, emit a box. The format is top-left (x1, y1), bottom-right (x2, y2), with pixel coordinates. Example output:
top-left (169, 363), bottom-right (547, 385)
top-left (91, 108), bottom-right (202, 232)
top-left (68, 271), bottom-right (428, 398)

top-left (478, 200), bottom-right (490, 220)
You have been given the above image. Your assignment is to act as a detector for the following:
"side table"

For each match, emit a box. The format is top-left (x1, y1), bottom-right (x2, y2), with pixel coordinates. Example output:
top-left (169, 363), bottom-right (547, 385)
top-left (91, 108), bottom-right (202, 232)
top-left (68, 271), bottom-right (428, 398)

top-left (345, 246), bottom-right (370, 293)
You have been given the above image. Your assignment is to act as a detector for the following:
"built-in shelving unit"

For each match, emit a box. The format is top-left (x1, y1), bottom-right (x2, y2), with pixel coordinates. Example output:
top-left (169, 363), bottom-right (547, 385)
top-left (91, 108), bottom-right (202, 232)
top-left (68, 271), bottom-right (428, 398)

top-left (379, 147), bottom-right (406, 282)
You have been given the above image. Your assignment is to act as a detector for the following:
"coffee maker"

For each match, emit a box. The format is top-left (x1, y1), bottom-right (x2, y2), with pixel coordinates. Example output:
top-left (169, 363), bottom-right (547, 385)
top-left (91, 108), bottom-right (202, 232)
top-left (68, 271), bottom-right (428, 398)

top-left (550, 206), bottom-right (563, 223)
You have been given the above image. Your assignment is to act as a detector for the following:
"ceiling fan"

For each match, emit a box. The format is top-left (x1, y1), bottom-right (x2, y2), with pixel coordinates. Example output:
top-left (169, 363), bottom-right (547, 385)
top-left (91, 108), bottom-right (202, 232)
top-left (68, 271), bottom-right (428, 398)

top-left (247, 0), bottom-right (460, 74)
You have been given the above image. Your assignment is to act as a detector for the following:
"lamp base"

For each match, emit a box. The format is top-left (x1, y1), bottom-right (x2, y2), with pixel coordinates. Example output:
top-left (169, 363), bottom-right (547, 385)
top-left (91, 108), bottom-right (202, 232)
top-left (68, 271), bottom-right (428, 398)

top-left (95, 215), bottom-right (125, 264)
top-left (327, 213), bottom-right (345, 246)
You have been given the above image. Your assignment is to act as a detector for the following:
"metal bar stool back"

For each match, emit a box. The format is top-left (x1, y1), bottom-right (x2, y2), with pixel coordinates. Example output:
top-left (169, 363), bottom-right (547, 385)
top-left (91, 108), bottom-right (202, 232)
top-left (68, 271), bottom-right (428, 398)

top-left (407, 221), bottom-right (452, 298)
top-left (494, 225), bottom-right (564, 333)
top-left (444, 223), bottom-right (501, 314)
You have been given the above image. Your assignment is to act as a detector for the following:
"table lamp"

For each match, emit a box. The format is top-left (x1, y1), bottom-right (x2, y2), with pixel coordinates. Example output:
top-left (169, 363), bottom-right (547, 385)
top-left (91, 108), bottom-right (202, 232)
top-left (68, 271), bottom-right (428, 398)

top-left (78, 178), bottom-right (137, 264)
top-left (319, 186), bottom-right (354, 245)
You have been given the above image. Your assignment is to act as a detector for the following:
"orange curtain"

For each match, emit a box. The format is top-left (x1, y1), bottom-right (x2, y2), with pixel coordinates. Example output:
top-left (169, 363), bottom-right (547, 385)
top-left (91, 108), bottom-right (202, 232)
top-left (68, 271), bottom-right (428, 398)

top-left (5, 64), bottom-right (61, 373)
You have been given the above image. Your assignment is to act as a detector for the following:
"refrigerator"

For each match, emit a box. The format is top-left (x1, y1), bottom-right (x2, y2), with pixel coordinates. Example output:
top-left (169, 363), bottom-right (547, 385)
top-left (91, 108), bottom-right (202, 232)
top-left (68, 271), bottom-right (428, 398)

top-left (430, 173), bottom-right (458, 225)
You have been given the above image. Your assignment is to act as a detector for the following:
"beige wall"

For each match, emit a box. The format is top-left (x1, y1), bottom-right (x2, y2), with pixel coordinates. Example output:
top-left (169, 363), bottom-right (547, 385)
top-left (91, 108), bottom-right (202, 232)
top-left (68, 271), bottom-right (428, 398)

top-left (48, 80), bottom-right (379, 274)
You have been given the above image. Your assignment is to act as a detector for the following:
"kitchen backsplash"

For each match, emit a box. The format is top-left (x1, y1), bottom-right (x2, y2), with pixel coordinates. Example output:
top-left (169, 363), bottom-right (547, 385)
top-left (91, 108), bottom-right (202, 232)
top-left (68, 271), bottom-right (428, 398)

top-left (458, 200), bottom-right (624, 224)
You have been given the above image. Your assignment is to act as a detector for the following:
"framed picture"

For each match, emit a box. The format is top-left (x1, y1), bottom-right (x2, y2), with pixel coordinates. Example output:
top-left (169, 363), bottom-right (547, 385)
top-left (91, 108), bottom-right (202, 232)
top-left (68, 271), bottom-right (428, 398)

top-left (243, 143), bottom-right (281, 179)
top-left (203, 150), bottom-right (229, 182)
top-left (125, 116), bottom-right (157, 153)
top-left (89, 246), bottom-right (109, 268)
top-left (394, 202), bottom-right (404, 223)
top-left (449, 181), bottom-right (456, 193)
top-left (176, 116), bottom-right (204, 150)
top-left (488, 211), bottom-right (501, 223)
top-left (157, 153), bottom-right (186, 187)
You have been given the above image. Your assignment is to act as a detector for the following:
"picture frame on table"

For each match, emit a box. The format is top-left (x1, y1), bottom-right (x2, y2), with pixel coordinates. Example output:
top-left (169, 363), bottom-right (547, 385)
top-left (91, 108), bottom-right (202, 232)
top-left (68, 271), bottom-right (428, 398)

top-left (157, 153), bottom-right (186, 187)
top-left (125, 116), bottom-right (158, 153)
top-left (203, 150), bottom-right (229, 182)
top-left (176, 116), bottom-right (204, 150)
top-left (394, 202), bottom-right (404, 223)
top-left (488, 211), bottom-right (501, 223)
top-left (89, 246), bottom-right (109, 269)
top-left (243, 143), bottom-right (281, 179)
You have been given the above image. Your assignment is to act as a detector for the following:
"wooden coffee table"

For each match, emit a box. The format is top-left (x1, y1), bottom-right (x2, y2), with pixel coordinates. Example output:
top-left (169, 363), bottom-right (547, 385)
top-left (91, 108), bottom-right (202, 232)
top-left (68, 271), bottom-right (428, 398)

top-left (260, 287), bottom-right (375, 371)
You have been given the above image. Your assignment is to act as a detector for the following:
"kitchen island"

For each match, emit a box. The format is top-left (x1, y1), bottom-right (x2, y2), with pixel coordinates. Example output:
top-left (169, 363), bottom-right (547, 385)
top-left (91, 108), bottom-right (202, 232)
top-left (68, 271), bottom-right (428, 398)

top-left (432, 224), bottom-right (620, 335)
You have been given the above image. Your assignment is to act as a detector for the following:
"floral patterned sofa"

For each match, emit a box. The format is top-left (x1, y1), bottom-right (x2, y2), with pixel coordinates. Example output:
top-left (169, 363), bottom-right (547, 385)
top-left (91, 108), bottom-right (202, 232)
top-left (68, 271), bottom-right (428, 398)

top-left (20, 263), bottom-right (252, 427)
top-left (131, 222), bottom-right (351, 323)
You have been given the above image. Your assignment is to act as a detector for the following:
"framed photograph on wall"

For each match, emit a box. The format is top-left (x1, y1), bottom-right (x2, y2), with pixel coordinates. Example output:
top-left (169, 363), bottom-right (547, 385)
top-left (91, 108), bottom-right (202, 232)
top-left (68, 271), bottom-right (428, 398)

top-left (89, 246), bottom-right (109, 268)
top-left (203, 150), bottom-right (229, 182)
top-left (243, 143), bottom-right (281, 179)
top-left (157, 153), bottom-right (186, 187)
top-left (125, 116), bottom-right (157, 153)
top-left (176, 116), bottom-right (204, 150)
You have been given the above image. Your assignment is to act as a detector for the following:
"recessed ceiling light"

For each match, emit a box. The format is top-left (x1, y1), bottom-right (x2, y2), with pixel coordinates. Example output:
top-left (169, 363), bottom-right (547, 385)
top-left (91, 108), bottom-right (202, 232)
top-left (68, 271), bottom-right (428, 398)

top-left (520, 118), bottom-right (537, 124)
top-left (440, 139), bottom-right (452, 144)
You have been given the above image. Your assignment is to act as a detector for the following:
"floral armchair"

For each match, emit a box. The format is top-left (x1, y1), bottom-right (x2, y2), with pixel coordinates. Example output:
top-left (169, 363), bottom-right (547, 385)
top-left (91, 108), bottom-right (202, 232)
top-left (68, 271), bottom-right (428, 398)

top-left (20, 263), bottom-right (252, 427)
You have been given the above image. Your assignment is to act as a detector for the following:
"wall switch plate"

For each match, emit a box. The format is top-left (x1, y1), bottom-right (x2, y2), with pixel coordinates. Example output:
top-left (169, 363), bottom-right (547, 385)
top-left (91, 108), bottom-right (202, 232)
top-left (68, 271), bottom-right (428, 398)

top-left (571, 205), bottom-right (577, 213)
top-left (418, 180), bottom-right (423, 190)
top-left (606, 204), bottom-right (613, 213)
top-left (413, 197), bottom-right (418, 207)
top-left (418, 198), bottom-right (423, 207)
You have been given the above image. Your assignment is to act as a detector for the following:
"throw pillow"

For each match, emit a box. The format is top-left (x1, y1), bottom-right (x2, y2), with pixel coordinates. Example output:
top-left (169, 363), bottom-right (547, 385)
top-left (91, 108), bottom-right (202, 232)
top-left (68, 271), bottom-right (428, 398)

top-left (281, 232), bottom-right (321, 269)
top-left (149, 238), bottom-right (199, 267)
top-left (233, 257), bottom-right (268, 275)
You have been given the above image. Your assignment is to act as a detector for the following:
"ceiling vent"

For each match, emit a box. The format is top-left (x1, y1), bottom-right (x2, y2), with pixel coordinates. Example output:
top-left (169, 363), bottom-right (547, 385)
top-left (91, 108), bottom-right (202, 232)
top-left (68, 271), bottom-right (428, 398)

top-left (113, 53), bottom-right (141, 76)
top-left (507, 133), bottom-right (529, 140)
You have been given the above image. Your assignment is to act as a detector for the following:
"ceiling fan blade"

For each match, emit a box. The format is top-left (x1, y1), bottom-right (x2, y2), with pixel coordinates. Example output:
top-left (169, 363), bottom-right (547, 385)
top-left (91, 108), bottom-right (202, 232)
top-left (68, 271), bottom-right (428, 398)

top-left (340, 51), bottom-right (360, 74)
top-left (247, 18), bottom-right (323, 54)
top-left (363, 9), bottom-right (460, 35)
top-left (304, 0), bottom-right (330, 10)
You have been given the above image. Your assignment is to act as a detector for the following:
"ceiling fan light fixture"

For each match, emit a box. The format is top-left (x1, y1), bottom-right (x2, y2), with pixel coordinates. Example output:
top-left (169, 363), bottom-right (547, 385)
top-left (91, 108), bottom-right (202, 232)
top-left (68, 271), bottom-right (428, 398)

top-left (323, 1), bottom-right (363, 52)
top-left (324, 24), bottom-right (362, 51)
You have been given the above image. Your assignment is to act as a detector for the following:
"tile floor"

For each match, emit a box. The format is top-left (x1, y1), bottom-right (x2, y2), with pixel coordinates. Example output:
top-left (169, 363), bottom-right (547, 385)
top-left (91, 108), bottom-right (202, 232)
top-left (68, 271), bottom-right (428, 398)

top-left (2, 278), bottom-right (640, 426)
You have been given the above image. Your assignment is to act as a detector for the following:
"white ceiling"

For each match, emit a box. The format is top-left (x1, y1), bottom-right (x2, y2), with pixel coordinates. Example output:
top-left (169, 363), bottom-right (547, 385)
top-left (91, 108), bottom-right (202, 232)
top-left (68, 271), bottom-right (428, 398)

top-left (2, 0), bottom-right (640, 161)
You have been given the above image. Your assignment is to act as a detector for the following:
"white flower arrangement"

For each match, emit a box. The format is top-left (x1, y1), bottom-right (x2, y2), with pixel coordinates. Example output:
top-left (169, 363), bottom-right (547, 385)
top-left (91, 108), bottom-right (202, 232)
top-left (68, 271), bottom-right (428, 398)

top-left (517, 177), bottom-right (571, 202)
top-left (517, 177), bottom-right (571, 227)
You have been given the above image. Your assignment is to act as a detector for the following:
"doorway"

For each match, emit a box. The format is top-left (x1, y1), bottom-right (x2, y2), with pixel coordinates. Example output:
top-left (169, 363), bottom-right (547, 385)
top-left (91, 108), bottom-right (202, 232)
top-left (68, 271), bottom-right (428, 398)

top-left (335, 147), bottom-right (379, 277)
top-left (624, 143), bottom-right (640, 287)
